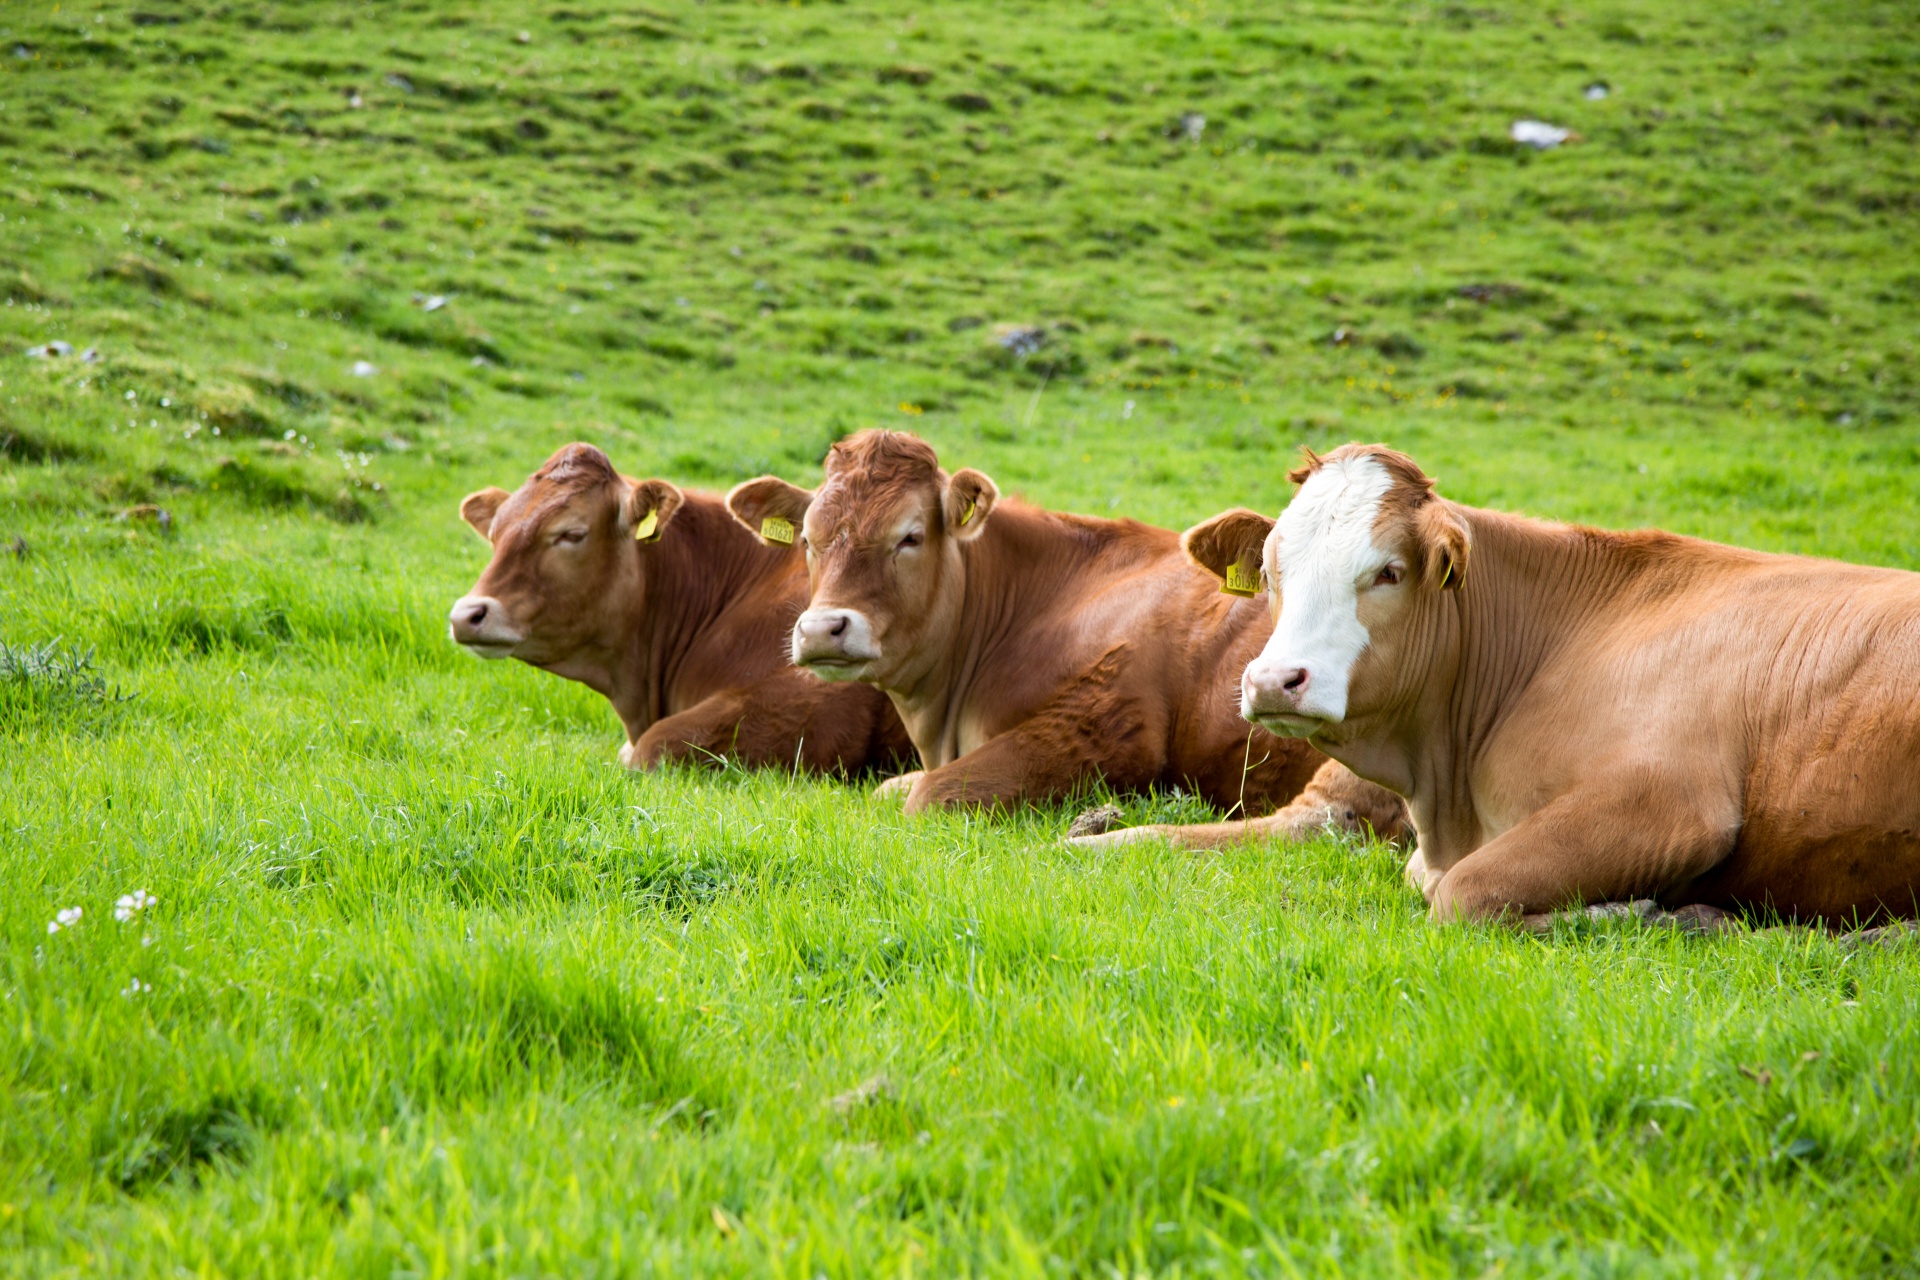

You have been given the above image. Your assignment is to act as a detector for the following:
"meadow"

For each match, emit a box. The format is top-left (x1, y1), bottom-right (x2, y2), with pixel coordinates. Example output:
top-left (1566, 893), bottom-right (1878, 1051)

top-left (2, 0), bottom-right (1918, 1274)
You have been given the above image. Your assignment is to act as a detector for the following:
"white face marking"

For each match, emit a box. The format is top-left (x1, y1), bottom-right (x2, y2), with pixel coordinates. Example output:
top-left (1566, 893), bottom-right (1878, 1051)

top-left (1240, 456), bottom-right (1394, 732)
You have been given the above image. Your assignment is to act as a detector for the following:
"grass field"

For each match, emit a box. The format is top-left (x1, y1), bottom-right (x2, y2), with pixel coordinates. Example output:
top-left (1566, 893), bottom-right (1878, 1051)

top-left (3, 0), bottom-right (1919, 1274)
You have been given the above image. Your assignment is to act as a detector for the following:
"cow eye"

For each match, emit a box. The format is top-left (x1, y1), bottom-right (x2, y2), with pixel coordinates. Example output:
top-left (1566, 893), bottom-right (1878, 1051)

top-left (897, 530), bottom-right (923, 551)
top-left (1372, 563), bottom-right (1401, 587)
top-left (556, 528), bottom-right (588, 545)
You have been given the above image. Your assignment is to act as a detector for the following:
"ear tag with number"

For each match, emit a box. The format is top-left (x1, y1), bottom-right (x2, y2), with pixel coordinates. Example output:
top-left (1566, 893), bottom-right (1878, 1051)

top-left (959, 500), bottom-right (976, 527)
top-left (633, 509), bottom-right (660, 543)
top-left (1221, 561), bottom-right (1260, 598)
top-left (761, 516), bottom-right (795, 545)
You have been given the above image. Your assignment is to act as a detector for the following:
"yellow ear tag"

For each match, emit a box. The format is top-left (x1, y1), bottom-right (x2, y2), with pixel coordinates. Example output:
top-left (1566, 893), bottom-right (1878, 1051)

top-left (1221, 561), bottom-right (1260, 598)
top-left (761, 515), bottom-right (795, 546)
top-left (633, 509), bottom-right (660, 543)
top-left (1439, 562), bottom-right (1454, 588)
top-left (959, 500), bottom-right (976, 527)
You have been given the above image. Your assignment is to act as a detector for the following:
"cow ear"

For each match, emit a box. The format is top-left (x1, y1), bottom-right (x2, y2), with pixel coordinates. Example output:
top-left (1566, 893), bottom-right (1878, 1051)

top-left (1182, 508), bottom-right (1275, 596)
top-left (1286, 447), bottom-right (1326, 487)
top-left (460, 487), bottom-right (510, 541)
top-left (943, 468), bottom-right (998, 542)
top-left (1417, 501), bottom-right (1469, 591)
top-left (625, 478), bottom-right (685, 544)
top-left (726, 475), bottom-right (815, 547)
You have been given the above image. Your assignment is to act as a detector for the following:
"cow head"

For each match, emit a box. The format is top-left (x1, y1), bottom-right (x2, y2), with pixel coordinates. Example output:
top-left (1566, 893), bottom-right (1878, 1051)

top-left (449, 443), bottom-right (684, 670)
top-left (1185, 444), bottom-right (1468, 739)
top-left (726, 430), bottom-right (997, 689)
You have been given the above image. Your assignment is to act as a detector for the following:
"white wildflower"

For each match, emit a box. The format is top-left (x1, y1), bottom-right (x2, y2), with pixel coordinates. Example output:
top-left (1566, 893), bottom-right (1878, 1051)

top-left (48, 906), bottom-right (83, 933)
top-left (114, 889), bottom-right (157, 922)
top-left (120, 977), bottom-right (151, 998)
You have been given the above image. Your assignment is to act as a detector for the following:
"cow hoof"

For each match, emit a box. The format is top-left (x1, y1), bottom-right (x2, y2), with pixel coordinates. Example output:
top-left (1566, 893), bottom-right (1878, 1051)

top-left (1066, 803), bottom-right (1124, 839)
top-left (617, 741), bottom-right (645, 770)
top-left (1402, 846), bottom-right (1443, 902)
top-left (1587, 899), bottom-right (1661, 922)
top-left (1520, 899), bottom-right (1658, 934)
top-left (1837, 920), bottom-right (1920, 950)
top-left (873, 771), bottom-right (924, 803)
top-left (1653, 903), bottom-right (1743, 935)
top-left (1067, 825), bottom-right (1173, 851)
top-left (1525, 900), bottom-right (1746, 936)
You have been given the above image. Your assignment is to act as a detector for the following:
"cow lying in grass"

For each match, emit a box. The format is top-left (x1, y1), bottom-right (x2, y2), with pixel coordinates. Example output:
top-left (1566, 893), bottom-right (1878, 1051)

top-left (449, 443), bottom-right (911, 774)
top-left (726, 429), bottom-right (1405, 833)
top-left (1182, 441), bottom-right (1920, 926)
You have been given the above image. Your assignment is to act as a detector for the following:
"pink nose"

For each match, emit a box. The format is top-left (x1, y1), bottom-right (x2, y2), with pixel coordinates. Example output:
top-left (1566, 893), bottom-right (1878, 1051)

top-left (448, 595), bottom-right (518, 649)
top-left (797, 611), bottom-right (851, 643)
top-left (449, 600), bottom-right (491, 642)
top-left (1245, 665), bottom-right (1310, 716)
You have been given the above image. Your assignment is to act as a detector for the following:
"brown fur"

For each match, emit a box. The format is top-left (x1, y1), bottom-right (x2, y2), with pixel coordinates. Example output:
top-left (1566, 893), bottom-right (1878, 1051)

top-left (1297, 443), bottom-right (1920, 925)
top-left (452, 443), bottom-right (910, 773)
top-left (727, 430), bottom-right (1408, 833)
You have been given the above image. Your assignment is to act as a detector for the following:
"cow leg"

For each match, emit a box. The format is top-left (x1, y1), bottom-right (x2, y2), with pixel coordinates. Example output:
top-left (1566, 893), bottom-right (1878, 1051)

top-left (1068, 759), bottom-right (1410, 851)
top-left (903, 703), bottom-right (1157, 813)
top-left (1430, 773), bottom-right (1738, 924)
top-left (903, 728), bottom-right (1095, 812)
top-left (627, 693), bottom-right (756, 770)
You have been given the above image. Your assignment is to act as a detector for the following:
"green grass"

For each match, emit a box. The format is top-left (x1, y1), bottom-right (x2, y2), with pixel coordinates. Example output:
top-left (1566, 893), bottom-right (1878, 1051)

top-left (2, 0), bottom-right (1918, 1274)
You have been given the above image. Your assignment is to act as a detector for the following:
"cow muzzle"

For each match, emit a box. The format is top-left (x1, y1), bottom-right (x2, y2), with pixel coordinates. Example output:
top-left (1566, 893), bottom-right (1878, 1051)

top-left (1240, 658), bottom-right (1343, 737)
top-left (792, 607), bottom-right (878, 679)
top-left (448, 595), bottom-right (524, 656)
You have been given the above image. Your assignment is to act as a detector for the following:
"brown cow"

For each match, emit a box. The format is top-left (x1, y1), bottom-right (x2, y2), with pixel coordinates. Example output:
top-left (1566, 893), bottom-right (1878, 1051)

top-left (449, 443), bottom-right (910, 774)
top-left (1189, 441), bottom-right (1920, 925)
top-left (724, 429), bottom-right (1406, 833)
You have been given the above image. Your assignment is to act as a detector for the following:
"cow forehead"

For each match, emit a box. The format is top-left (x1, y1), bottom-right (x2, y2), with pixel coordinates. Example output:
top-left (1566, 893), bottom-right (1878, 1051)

top-left (500, 475), bottom-right (614, 534)
top-left (813, 474), bottom-right (936, 537)
top-left (1274, 455), bottom-right (1394, 574)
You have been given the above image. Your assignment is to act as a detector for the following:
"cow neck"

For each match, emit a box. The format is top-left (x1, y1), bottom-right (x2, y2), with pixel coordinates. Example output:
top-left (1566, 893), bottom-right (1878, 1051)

top-left (1361, 505), bottom-right (1664, 866)
top-left (893, 503), bottom-right (1123, 768)
top-left (614, 495), bottom-right (787, 737)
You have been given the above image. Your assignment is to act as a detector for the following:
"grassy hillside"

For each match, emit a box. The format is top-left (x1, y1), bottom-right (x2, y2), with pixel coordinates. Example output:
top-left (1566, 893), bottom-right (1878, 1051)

top-left (3, 0), bottom-right (1918, 1275)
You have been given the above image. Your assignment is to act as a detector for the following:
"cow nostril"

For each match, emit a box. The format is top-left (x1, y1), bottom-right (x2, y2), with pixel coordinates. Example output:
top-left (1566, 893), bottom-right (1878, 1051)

top-left (465, 603), bottom-right (489, 626)
top-left (828, 614), bottom-right (848, 638)
top-left (1282, 667), bottom-right (1309, 693)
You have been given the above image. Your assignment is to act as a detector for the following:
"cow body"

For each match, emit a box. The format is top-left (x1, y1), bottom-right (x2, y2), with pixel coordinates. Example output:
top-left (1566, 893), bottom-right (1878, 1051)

top-left (1232, 443), bottom-right (1920, 924)
top-left (450, 444), bottom-right (909, 774)
top-left (727, 430), bottom-right (1405, 830)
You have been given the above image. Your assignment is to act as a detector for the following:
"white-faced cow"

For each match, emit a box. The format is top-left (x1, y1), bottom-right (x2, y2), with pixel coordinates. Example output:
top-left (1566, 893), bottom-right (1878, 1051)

top-left (450, 443), bottom-right (910, 774)
top-left (1185, 441), bottom-right (1920, 925)
top-left (723, 429), bottom-right (1406, 835)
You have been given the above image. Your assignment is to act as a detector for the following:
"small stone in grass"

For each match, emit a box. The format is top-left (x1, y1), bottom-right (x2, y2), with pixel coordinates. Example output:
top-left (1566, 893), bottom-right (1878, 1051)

top-left (116, 504), bottom-right (173, 532)
top-left (827, 1074), bottom-right (893, 1114)
top-left (1165, 112), bottom-right (1205, 142)
top-left (1511, 119), bottom-right (1575, 149)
